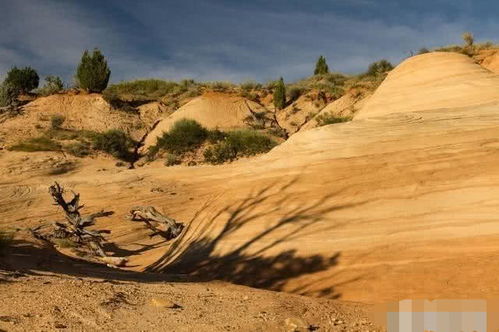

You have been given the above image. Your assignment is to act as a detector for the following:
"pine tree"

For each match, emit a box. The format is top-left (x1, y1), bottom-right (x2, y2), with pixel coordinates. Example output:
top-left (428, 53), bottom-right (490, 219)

top-left (76, 49), bottom-right (111, 93)
top-left (273, 77), bottom-right (286, 110)
top-left (314, 56), bottom-right (329, 75)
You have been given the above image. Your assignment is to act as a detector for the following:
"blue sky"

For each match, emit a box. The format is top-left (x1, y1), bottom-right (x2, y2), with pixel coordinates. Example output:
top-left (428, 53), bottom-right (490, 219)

top-left (0, 0), bottom-right (497, 84)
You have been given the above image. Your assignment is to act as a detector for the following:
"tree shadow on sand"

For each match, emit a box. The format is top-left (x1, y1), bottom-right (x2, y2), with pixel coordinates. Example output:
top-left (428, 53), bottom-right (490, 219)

top-left (146, 179), bottom-right (366, 298)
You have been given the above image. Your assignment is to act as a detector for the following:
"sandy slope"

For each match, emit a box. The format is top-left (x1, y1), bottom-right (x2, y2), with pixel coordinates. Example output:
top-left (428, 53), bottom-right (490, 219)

top-left (2, 52), bottom-right (499, 329)
top-left (356, 52), bottom-right (499, 119)
top-left (0, 94), bottom-right (144, 147)
top-left (143, 92), bottom-right (266, 150)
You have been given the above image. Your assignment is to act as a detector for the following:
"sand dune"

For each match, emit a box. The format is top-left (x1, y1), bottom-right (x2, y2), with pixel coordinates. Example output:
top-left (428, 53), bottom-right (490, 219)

top-left (356, 52), bottom-right (499, 119)
top-left (143, 92), bottom-right (267, 150)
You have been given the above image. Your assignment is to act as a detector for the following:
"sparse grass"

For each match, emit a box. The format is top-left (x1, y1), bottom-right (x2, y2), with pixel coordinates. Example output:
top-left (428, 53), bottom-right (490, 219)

top-left (204, 129), bottom-right (277, 164)
top-left (64, 142), bottom-right (91, 157)
top-left (9, 136), bottom-right (61, 152)
top-left (315, 113), bottom-right (352, 126)
top-left (104, 79), bottom-right (182, 102)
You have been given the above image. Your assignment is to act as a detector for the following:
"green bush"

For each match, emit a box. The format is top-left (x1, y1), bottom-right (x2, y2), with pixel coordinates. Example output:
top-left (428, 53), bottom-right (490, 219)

top-left (287, 87), bottom-right (303, 102)
top-left (9, 136), bottom-right (61, 152)
top-left (0, 83), bottom-right (17, 107)
top-left (164, 153), bottom-right (181, 166)
top-left (50, 114), bottom-right (66, 129)
top-left (365, 60), bottom-right (394, 77)
top-left (273, 77), bottom-right (286, 110)
top-left (204, 130), bottom-right (277, 164)
top-left (38, 75), bottom-right (64, 96)
top-left (91, 129), bottom-right (136, 161)
top-left (76, 48), bottom-right (111, 93)
top-left (314, 55), bottom-right (329, 75)
top-left (4, 66), bottom-right (39, 94)
top-left (152, 119), bottom-right (208, 156)
top-left (315, 113), bottom-right (352, 126)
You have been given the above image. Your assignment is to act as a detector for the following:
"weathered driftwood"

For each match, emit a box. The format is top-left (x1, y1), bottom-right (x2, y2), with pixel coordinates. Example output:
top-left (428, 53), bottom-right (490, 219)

top-left (127, 206), bottom-right (184, 240)
top-left (47, 182), bottom-right (114, 258)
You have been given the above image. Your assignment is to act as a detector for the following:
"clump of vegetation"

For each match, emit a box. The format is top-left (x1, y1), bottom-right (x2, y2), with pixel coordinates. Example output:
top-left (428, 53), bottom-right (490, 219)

top-left (204, 130), bottom-right (277, 164)
top-left (149, 119), bottom-right (208, 158)
top-left (240, 80), bottom-right (262, 91)
top-left (91, 129), bottom-right (136, 161)
top-left (4, 66), bottom-right (39, 95)
top-left (418, 48), bottom-right (430, 55)
top-left (164, 153), bottom-right (181, 166)
top-left (365, 59), bottom-right (394, 77)
top-left (273, 77), bottom-right (286, 110)
top-left (314, 55), bottom-right (329, 75)
top-left (76, 48), bottom-right (111, 93)
top-left (50, 114), bottom-right (66, 129)
top-left (315, 112), bottom-right (352, 126)
top-left (287, 87), bottom-right (303, 103)
top-left (105, 79), bottom-right (186, 103)
top-left (37, 75), bottom-right (64, 96)
top-left (0, 83), bottom-right (17, 107)
top-left (9, 136), bottom-right (61, 152)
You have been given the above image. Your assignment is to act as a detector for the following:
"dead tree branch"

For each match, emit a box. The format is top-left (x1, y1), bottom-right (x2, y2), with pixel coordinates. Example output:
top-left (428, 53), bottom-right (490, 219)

top-left (127, 206), bottom-right (184, 240)
top-left (45, 182), bottom-right (115, 258)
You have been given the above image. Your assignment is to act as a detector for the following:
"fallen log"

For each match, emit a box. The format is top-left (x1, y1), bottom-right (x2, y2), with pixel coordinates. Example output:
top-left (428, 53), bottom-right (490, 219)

top-left (127, 206), bottom-right (184, 240)
top-left (45, 182), bottom-right (115, 258)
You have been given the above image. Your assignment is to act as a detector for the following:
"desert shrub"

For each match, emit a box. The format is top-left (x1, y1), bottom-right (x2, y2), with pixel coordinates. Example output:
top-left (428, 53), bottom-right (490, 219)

top-left (314, 55), bottom-right (329, 75)
top-left (287, 87), bottom-right (303, 102)
top-left (204, 130), bottom-right (277, 164)
top-left (267, 127), bottom-right (288, 139)
top-left (240, 80), bottom-right (261, 91)
top-left (50, 114), bottom-right (66, 129)
top-left (365, 60), bottom-right (394, 77)
top-left (315, 113), bottom-right (352, 126)
top-left (4, 66), bottom-right (39, 94)
top-left (207, 129), bottom-right (227, 143)
top-left (206, 81), bottom-right (235, 92)
top-left (462, 32), bottom-right (474, 47)
top-left (273, 77), bottom-right (286, 110)
top-left (9, 136), bottom-right (61, 152)
top-left (76, 48), bottom-right (111, 93)
top-left (152, 119), bottom-right (208, 156)
top-left (38, 76), bottom-right (64, 96)
top-left (0, 83), bottom-right (17, 107)
top-left (164, 153), bottom-right (181, 166)
top-left (91, 129), bottom-right (136, 161)
top-left (418, 48), bottom-right (430, 55)
top-left (64, 142), bottom-right (91, 157)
